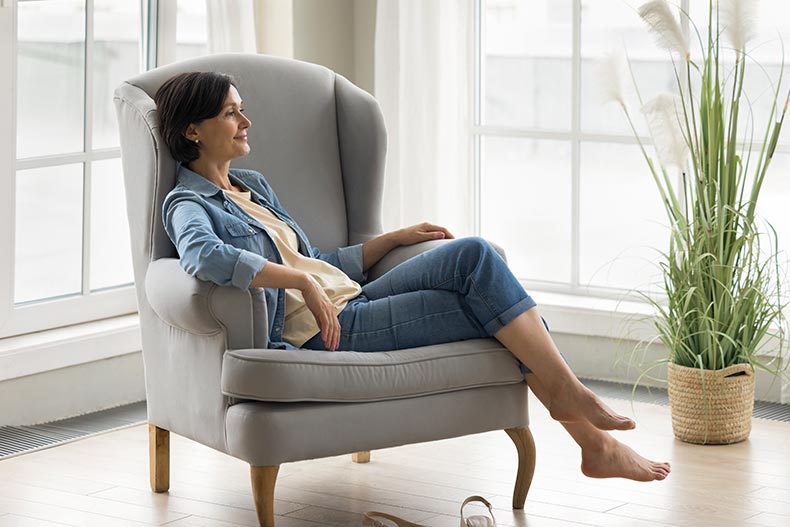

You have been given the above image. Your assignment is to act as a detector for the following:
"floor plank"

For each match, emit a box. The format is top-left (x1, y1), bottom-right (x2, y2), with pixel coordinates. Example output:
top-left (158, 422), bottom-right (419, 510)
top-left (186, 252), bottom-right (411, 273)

top-left (0, 516), bottom-right (75, 527)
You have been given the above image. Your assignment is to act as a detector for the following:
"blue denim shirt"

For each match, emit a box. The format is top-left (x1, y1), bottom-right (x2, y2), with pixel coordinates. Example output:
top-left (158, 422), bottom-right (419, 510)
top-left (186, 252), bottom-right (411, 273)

top-left (162, 164), bottom-right (367, 349)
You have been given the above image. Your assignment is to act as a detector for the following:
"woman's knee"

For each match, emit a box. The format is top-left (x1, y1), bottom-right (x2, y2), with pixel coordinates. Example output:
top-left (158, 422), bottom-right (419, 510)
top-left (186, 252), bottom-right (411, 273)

top-left (450, 236), bottom-right (501, 265)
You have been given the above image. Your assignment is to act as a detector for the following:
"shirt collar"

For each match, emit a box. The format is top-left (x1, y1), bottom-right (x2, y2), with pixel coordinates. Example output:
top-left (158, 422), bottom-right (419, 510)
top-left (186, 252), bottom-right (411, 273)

top-left (176, 163), bottom-right (254, 198)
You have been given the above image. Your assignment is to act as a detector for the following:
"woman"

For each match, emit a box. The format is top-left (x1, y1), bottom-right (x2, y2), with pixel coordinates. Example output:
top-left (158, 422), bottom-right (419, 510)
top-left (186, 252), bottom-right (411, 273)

top-left (156, 71), bottom-right (670, 482)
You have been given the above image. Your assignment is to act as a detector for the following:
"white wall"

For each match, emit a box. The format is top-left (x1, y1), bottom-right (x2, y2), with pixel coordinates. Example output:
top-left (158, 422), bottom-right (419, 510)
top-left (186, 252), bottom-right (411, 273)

top-left (292, 0), bottom-right (376, 94)
top-left (353, 0), bottom-right (376, 94)
top-left (555, 334), bottom-right (784, 403)
top-left (293, 0), bottom-right (355, 81)
top-left (0, 353), bottom-right (145, 426)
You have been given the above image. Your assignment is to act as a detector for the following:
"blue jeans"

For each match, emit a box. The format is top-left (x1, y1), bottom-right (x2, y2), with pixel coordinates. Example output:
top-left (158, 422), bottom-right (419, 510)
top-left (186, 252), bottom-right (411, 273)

top-left (302, 237), bottom-right (537, 373)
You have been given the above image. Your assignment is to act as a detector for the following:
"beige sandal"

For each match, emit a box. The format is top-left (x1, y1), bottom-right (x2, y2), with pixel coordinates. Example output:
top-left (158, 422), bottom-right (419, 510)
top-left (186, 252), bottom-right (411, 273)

top-left (362, 495), bottom-right (497, 527)
top-left (362, 511), bottom-right (426, 527)
top-left (460, 495), bottom-right (496, 527)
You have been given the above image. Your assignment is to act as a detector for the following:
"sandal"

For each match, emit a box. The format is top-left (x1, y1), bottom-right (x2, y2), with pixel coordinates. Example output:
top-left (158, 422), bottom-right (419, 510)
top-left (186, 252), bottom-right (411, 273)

top-left (460, 496), bottom-right (497, 527)
top-left (362, 511), bottom-right (426, 527)
top-left (362, 495), bottom-right (497, 527)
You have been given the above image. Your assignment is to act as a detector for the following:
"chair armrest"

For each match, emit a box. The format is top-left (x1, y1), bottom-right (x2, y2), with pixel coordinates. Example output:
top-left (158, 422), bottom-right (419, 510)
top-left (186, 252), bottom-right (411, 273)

top-left (366, 238), bottom-right (508, 282)
top-left (145, 258), bottom-right (268, 349)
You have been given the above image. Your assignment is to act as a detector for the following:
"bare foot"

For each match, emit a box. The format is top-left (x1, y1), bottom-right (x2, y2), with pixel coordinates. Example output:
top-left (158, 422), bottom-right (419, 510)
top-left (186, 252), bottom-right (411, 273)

top-left (581, 437), bottom-right (671, 481)
top-left (548, 382), bottom-right (636, 431)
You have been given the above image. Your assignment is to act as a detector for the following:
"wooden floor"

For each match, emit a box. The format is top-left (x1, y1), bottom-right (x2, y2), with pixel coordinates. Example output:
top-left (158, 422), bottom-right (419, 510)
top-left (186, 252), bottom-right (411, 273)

top-left (0, 393), bottom-right (789, 527)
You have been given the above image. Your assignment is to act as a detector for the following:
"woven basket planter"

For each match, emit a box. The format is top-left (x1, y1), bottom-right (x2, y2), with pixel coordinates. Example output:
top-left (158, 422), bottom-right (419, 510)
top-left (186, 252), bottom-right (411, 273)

top-left (667, 362), bottom-right (755, 445)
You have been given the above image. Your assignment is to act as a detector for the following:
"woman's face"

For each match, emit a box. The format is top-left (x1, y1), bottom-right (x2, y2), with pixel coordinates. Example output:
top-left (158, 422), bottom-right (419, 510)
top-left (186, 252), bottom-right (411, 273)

top-left (186, 85), bottom-right (251, 162)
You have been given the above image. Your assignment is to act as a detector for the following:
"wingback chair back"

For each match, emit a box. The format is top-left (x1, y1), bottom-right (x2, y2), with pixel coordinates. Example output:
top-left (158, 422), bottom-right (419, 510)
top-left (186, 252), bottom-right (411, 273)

top-left (114, 53), bottom-right (386, 452)
top-left (116, 52), bottom-right (384, 270)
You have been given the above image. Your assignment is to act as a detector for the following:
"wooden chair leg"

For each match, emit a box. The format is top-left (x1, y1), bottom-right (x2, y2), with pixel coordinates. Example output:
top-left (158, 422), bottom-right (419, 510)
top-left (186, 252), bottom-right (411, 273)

top-left (148, 424), bottom-right (170, 493)
top-left (251, 465), bottom-right (280, 527)
top-left (351, 451), bottom-right (370, 463)
top-left (505, 427), bottom-right (536, 509)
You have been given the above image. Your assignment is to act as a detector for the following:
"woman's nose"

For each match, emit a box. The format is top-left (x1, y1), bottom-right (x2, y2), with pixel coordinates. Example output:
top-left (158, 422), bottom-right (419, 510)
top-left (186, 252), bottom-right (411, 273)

top-left (241, 113), bottom-right (252, 128)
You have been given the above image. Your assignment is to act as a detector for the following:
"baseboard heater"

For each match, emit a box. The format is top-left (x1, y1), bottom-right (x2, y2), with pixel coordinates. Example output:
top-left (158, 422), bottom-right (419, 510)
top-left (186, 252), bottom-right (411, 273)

top-left (0, 401), bottom-right (146, 460)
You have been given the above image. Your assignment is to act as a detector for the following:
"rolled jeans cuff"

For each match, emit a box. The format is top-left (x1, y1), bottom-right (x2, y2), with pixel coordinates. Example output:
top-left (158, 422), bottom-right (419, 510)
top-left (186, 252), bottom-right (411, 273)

top-left (482, 296), bottom-right (537, 336)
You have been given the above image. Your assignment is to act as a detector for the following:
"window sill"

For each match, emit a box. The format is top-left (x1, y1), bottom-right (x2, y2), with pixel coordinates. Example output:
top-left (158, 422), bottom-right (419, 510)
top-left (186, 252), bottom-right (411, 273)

top-left (530, 289), bottom-right (657, 342)
top-left (0, 314), bottom-right (141, 382)
top-left (531, 287), bottom-right (787, 359)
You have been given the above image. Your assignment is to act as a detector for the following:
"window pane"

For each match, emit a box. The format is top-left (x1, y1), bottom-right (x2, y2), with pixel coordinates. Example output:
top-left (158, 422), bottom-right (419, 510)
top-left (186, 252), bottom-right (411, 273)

top-left (93, 0), bottom-right (141, 150)
top-left (688, 0), bottom-right (790, 147)
top-left (757, 153), bottom-right (790, 271)
top-left (90, 159), bottom-right (133, 291)
top-left (15, 165), bottom-right (83, 304)
top-left (481, 137), bottom-right (572, 283)
top-left (176, 0), bottom-right (208, 61)
top-left (482, 0), bottom-right (571, 130)
top-left (749, 0), bottom-right (790, 148)
top-left (17, 0), bottom-right (85, 159)
top-left (580, 0), bottom-right (675, 136)
top-left (579, 143), bottom-right (668, 291)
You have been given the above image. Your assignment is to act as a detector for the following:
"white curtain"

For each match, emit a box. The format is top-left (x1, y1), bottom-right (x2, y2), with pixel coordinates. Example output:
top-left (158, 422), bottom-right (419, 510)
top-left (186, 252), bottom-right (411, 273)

top-left (374, 0), bottom-right (475, 235)
top-left (206, 0), bottom-right (258, 53)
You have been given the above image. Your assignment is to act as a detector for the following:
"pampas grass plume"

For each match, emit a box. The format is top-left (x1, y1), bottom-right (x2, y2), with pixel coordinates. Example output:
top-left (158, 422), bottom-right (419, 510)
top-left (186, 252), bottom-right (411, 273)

top-left (641, 93), bottom-right (689, 171)
top-left (596, 49), bottom-right (629, 107)
top-left (720, 0), bottom-right (759, 52)
top-left (638, 0), bottom-right (689, 59)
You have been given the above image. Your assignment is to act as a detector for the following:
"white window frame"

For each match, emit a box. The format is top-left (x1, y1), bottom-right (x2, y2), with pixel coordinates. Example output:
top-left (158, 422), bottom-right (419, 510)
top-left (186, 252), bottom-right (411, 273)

top-left (0, 0), bottom-right (18, 334)
top-left (473, 0), bottom-right (790, 302)
top-left (0, 0), bottom-right (162, 339)
top-left (0, 0), bottom-right (196, 384)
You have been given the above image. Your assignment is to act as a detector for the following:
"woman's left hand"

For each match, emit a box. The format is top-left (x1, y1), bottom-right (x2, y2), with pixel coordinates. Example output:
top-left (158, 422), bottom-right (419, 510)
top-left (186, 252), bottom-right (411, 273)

top-left (395, 222), bottom-right (455, 247)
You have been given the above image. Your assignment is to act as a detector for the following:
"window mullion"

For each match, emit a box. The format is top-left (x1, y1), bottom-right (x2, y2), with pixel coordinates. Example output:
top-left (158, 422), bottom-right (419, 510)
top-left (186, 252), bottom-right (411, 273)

top-left (0, 0), bottom-right (16, 327)
top-left (473, 0), bottom-right (483, 237)
top-left (156, 0), bottom-right (177, 66)
top-left (82, 0), bottom-right (94, 296)
top-left (144, 0), bottom-right (158, 70)
top-left (571, 0), bottom-right (582, 290)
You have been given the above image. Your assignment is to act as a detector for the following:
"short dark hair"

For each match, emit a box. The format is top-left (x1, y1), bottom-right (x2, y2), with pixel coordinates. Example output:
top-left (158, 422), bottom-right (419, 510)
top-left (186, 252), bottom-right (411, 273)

top-left (154, 71), bottom-right (237, 163)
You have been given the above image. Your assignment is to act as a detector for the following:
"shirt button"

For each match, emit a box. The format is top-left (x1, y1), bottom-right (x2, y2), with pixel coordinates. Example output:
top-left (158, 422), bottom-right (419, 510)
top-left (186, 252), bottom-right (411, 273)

top-left (248, 229), bottom-right (254, 234)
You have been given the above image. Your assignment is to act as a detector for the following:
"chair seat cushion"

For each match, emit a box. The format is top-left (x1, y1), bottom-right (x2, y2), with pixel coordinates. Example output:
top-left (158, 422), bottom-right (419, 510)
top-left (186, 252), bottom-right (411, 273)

top-left (220, 339), bottom-right (524, 403)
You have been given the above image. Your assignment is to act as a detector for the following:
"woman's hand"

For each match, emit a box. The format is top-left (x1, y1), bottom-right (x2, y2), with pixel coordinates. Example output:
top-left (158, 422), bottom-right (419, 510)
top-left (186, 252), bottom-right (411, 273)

top-left (300, 275), bottom-right (341, 351)
top-left (394, 222), bottom-right (455, 247)
top-left (362, 222), bottom-right (456, 272)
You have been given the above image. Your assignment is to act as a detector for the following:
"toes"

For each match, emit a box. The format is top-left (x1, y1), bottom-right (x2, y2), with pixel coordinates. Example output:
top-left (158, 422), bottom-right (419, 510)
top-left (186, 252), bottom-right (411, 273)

top-left (650, 462), bottom-right (671, 479)
top-left (612, 418), bottom-right (636, 431)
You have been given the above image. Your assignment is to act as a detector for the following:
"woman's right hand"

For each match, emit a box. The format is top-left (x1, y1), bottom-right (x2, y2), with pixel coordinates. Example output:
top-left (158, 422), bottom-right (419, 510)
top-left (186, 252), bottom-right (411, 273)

top-left (301, 274), bottom-right (341, 351)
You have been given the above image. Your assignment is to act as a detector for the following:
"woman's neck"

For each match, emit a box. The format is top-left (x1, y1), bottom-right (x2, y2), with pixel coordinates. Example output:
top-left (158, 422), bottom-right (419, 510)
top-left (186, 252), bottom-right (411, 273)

top-left (187, 158), bottom-right (236, 191)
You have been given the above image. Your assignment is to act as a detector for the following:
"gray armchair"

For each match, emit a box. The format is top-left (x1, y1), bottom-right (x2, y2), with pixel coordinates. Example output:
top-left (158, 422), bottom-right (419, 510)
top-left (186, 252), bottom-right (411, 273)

top-left (113, 53), bottom-right (535, 527)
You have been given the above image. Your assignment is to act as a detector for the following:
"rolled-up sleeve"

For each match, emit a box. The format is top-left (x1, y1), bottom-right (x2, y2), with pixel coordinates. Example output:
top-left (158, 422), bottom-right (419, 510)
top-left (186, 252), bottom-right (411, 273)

top-left (164, 196), bottom-right (267, 290)
top-left (311, 243), bottom-right (367, 283)
top-left (231, 249), bottom-right (267, 289)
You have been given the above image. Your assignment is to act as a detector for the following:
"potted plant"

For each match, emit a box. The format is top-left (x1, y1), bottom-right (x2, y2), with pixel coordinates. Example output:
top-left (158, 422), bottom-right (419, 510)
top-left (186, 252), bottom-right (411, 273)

top-left (605, 0), bottom-right (789, 444)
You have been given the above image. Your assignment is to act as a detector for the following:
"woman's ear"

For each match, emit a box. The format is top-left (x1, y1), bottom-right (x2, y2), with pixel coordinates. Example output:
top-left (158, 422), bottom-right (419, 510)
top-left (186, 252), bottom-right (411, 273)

top-left (184, 124), bottom-right (199, 142)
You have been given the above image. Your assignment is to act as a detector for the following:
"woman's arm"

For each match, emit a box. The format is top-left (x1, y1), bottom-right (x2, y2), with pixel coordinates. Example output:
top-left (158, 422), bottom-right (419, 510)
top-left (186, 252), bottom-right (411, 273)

top-left (250, 263), bottom-right (341, 351)
top-left (362, 222), bottom-right (455, 272)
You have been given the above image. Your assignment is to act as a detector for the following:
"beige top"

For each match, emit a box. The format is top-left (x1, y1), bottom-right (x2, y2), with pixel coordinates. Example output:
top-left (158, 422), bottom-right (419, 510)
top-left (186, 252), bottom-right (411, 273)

top-left (223, 189), bottom-right (362, 347)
